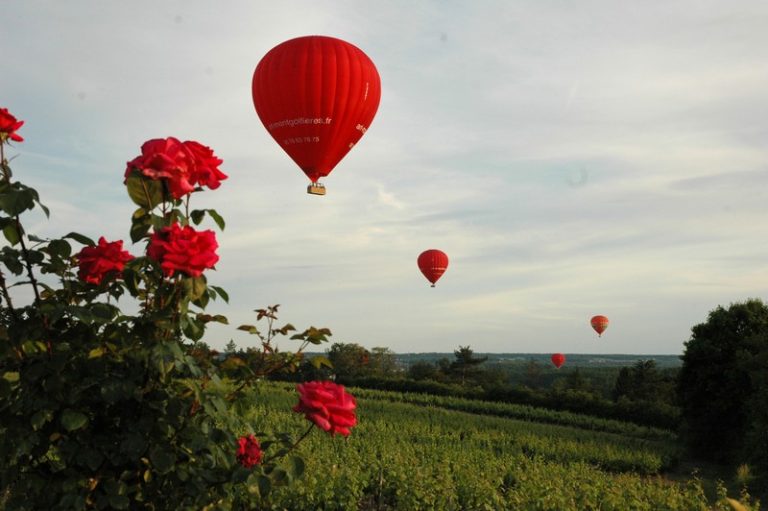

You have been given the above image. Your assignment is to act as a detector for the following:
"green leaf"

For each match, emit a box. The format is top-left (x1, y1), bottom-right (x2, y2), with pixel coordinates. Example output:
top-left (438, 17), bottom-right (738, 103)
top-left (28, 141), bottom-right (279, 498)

top-left (182, 276), bottom-right (207, 302)
top-left (108, 494), bottom-right (129, 510)
top-left (31, 409), bottom-right (54, 430)
top-left (207, 209), bottom-right (225, 231)
top-left (149, 446), bottom-right (176, 474)
top-left (0, 186), bottom-right (35, 216)
top-left (129, 215), bottom-right (152, 243)
top-left (61, 409), bottom-right (89, 432)
top-left (210, 285), bottom-right (229, 303)
top-left (125, 173), bottom-right (164, 209)
top-left (3, 223), bottom-right (20, 245)
top-left (64, 232), bottom-right (95, 246)
top-left (285, 456), bottom-right (305, 480)
top-left (47, 239), bottom-right (72, 258)
top-left (88, 347), bottom-right (106, 359)
top-left (310, 355), bottom-right (333, 370)
top-left (190, 209), bottom-right (205, 226)
top-left (237, 324), bottom-right (259, 335)
top-left (247, 474), bottom-right (271, 498)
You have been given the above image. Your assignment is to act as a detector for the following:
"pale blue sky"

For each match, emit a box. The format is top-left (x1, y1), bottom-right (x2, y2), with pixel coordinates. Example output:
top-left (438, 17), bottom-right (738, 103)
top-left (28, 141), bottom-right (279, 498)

top-left (2, 1), bottom-right (768, 354)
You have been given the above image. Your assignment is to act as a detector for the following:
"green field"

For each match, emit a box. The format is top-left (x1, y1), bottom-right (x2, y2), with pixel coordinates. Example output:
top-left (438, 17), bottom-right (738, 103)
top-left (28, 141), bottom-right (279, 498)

top-left (242, 383), bottom-right (748, 511)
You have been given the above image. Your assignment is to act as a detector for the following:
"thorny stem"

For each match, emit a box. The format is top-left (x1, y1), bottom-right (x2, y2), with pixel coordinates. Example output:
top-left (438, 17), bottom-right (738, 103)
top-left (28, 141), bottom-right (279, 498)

top-left (0, 268), bottom-right (17, 319)
top-left (1, 142), bottom-right (42, 306)
top-left (262, 423), bottom-right (315, 465)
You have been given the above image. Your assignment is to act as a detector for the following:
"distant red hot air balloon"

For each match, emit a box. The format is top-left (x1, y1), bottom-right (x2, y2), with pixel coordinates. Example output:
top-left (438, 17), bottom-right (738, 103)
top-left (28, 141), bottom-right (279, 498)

top-left (252, 35), bottom-right (381, 195)
top-left (551, 353), bottom-right (566, 369)
top-left (418, 249), bottom-right (449, 287)
top-left (590, 315), bottom-right (609, 337)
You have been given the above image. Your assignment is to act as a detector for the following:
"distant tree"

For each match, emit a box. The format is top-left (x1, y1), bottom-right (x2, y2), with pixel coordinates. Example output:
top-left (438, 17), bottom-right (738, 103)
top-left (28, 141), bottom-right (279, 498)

top-left (369, 347), bottom-right (397, 376)
top-left (564, 368), bottom-right (592, 393)
top-left (408, 360), bottom-right (438, 381)
top-left (522, 359), bottom-right (544, 389)
top-left (612, 360), bottom-right (671, 403)
top-left (224, 339), bottom-right (238, 353)
top-left (450, 346), bottom-right (487, 385)
top-left (678, 298), bottom-right (768, 466)
top-left (327, 342), bottom-right (370, 379)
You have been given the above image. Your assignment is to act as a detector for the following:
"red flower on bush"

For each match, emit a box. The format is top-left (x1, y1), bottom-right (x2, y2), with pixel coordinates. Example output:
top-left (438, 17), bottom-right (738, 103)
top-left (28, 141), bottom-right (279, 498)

top-left (293, 381), bottom-right (357, 437)
top-left (236, 434), bottom-right (262, 468)
top-left (184, 141), bottom-right (228, 190)
top-left (125, 137), bottom-right (227, 199)
top-left (76, 237), bottom-right (134, 285)
top-left (0, 107), bottom-right (24, 143)
top-left (147, 222), bottom-right (219, 277)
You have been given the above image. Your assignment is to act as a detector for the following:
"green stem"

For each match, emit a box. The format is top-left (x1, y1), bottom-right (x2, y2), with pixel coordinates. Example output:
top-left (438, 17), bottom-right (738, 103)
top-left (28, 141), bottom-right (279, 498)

top-left (262, 423), bottom-right (314, 465)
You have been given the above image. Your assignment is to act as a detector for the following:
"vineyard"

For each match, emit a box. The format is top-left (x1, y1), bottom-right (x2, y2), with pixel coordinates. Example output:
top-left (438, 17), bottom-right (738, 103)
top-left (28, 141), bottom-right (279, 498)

top-left (241, 383), bottom-right (754, 510)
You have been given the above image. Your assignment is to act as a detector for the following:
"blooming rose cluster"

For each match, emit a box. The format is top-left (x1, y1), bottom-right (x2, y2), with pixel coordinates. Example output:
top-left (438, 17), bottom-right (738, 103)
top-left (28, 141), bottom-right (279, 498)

top-left (0, 107), bottom-right (24, 143)
top-left (293, 381), bottom-right (357, 437)
top-left (147, 222), bottom-right (219, 278)
top-left (125, 137), bottom-right (227, 199)
top-left (76, 237), bottom-right (134, 285)
top-left (236, 434), bottom-right (262, 468)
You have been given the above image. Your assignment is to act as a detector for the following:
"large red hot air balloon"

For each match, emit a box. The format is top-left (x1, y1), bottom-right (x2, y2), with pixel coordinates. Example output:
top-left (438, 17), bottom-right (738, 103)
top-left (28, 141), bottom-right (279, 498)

top-left (418, 249), bottom-right (449, 287)
top-left (590, 315), bottom-right (609, 337)
top-left (252, 35), bottom-right (381, 195)
top-left (551, 353), bottom-right (566, 369)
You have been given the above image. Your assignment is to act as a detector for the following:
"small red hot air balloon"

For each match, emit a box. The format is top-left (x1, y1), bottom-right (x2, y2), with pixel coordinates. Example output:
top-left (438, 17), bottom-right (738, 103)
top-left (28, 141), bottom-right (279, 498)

top-left (551, 353), bottom-right (566, 369)
top-left (252, 35), bottom-right (381, 195)
top-left (590, 315), bottom-right (609, 337)
top-left (418, 249), bottom-right (449, 287)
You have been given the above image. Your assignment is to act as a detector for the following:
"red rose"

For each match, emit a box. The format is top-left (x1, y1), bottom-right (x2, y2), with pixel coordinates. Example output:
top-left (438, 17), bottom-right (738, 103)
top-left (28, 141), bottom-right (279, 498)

top-left (76, 237), bottom-right (134, 285)
top-left (125, 137), bottom-right (196, 199)
top-left (147, 223), bottom-right (219, 277)
top-left (293, 381), bottom-right (357, 437)
top-left (236, 434), bottom-right (262, 468)
top-left (0, 107), bottom-right (24, 143)
top-left (184, 140), bottom-right (228, 190)
top-left (125, 137), bottom-right (226, 200)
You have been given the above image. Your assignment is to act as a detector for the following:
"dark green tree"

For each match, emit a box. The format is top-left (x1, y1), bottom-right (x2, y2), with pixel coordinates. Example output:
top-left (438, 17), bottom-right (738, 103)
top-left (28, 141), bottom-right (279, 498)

top-left (449, 346), bottom-right (487, 385)
top-left (368, 346), bottom-right (397, 376)
top-left (326, 342), bottom-right (370, 379)
top-left (408, 360), bottom-right (438, 381)
top-left (612, 360), bottom-right (672, 403)
top-left (678, 298), bottom-right (768, 464)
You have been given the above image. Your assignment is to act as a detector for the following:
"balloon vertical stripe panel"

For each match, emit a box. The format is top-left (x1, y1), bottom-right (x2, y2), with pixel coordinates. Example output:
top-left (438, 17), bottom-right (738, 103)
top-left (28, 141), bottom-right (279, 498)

top-left (252, 36), bottom-right (381, 185)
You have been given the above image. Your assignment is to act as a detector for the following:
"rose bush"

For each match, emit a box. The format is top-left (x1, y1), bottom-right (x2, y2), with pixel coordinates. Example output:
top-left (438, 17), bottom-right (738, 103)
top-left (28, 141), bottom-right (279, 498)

top-left (0, 107), bottom-right (351, 510)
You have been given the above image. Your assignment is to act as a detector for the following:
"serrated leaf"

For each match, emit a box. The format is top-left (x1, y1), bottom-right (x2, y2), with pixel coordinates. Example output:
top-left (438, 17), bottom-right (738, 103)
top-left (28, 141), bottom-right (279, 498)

top-left (61, 409), bottom-right (89, 432)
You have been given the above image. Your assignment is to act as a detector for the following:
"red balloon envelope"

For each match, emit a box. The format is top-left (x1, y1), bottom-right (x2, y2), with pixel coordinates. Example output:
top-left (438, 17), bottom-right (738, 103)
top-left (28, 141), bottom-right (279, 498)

top-left (590, 315), bottom-right (609, 337)
top-left (551, 353), bottom-right (566, 369)
top-left (252, 35), bottom-right (381, 193)
top-left (418, 249), bottom-right (449, 287)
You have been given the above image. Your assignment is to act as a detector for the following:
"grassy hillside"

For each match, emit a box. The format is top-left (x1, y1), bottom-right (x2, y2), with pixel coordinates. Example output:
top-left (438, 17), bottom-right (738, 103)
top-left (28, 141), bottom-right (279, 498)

top-left (242, 383), bottom-right (755, 510)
